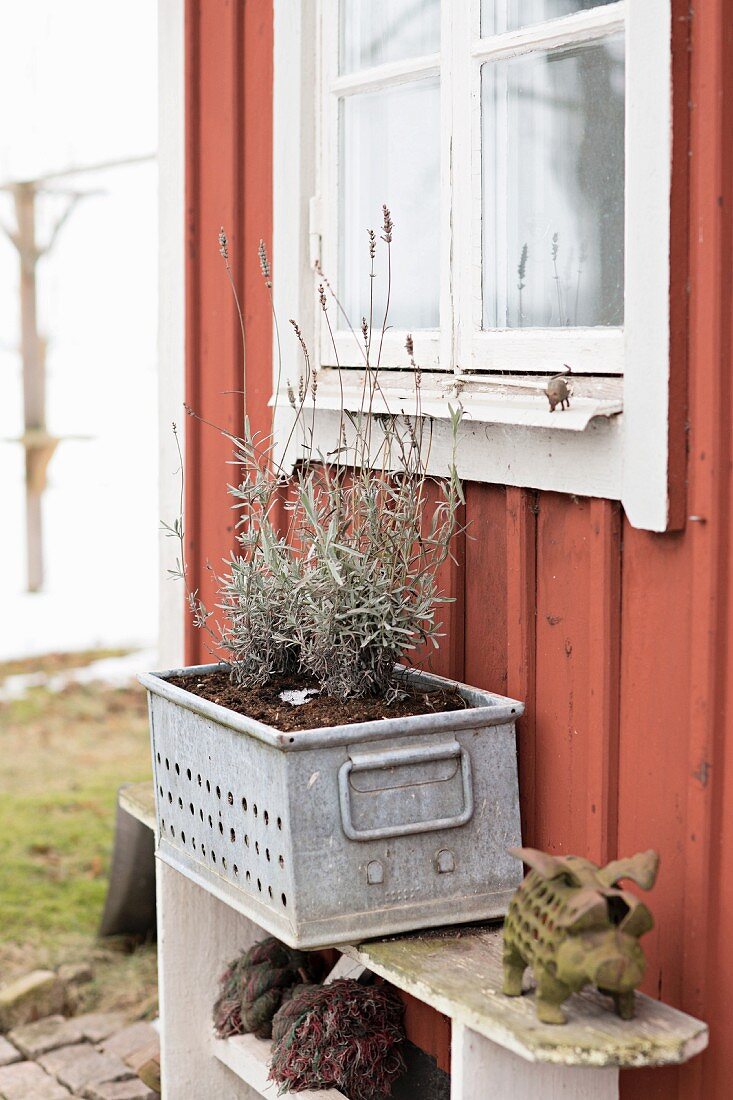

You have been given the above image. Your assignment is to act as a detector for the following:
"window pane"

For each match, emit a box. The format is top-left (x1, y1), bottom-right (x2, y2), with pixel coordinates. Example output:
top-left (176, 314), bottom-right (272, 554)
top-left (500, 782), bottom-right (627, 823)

top-left (482, 0), bottom-right (617, 35)
top-left (340, 0), bottom-right (440, 73)
top-left (340, 79), bottom-right (440, 331)
top-left (482, 36), bottom-right (625, 330)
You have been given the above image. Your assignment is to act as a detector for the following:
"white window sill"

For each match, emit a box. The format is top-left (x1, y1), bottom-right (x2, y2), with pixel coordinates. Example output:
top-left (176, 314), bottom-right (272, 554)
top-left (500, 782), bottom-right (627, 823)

top-left (271, 369), bottom-right (625, 505)
top-left (292, 368), bottom-right (623, 432)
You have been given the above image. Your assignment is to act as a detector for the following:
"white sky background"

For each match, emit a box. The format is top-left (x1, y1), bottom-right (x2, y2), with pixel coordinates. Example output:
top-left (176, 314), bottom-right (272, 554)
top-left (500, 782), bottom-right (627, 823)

top-left (0, 1), bottom-right (159, 659)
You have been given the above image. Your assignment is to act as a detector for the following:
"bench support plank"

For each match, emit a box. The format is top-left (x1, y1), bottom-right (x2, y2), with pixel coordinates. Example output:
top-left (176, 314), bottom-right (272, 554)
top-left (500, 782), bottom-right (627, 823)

top-left (452, 1022), bottom-right (618, 1099)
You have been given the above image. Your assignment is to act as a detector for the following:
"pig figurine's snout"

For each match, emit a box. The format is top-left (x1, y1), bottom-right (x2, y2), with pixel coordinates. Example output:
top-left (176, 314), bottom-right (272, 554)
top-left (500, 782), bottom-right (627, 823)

top-left (594, 944), bottom-right (645, 993)
top-left (555, 930), bottom-right (647, 1019)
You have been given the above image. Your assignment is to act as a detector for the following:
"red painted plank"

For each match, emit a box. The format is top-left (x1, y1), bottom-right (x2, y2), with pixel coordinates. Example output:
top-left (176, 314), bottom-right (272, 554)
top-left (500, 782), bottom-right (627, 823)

top-left (585, 498), bottom-right (621, 866)
top-left (505, 487), bottom-right (537, 847)
top-left (185, 0), bottom-right (245, 663)
top-left (616, 526), bottom-right (691, 1005)
top-left (677, 0), bottom-right (733, 1094)
top-left (185, 0), bottom-right (273, 664)
top-left (242, 0), bottom-right (275, 449)
top-left (622, 2), bottom-right (732, 1095)
top-left (464, 483), bottom-right (508, 697)
top-left (396, 990), bottom-right (452, 1075)
top-left (665, 0), bottom-right (691, 531)
top-left (411, 481), bottom-right (466, 683)
top-left (533, 493), bottom-right (597, 856)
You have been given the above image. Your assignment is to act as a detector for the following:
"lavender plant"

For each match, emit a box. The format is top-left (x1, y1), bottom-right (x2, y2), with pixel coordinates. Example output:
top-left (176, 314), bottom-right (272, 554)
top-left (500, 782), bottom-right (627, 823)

top-left (167, 207), bottom-right (463, 702)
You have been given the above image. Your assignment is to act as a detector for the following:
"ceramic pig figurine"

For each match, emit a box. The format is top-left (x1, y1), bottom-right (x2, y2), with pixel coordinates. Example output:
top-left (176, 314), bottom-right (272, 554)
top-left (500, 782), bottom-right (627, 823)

top-left (502, 847), bottom-right (659, 1024)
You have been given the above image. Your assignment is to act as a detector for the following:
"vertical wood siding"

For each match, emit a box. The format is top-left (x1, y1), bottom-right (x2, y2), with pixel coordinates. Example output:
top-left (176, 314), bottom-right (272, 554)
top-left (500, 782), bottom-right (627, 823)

top-left (185, 0), bottom-right (272, 634)
top-left (184, 2), bottom-right (732, 1095)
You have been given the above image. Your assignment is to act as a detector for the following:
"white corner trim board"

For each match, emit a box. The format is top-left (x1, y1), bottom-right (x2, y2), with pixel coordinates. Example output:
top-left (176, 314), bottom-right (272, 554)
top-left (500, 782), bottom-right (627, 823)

top-left (272, 0), bottom-right (677, 530)
top-left (157, 862), bottom-right (263, 1100)
top-left (157, 0), bottom-right (186, 668)
top-left (620, 0), bottom-right (674, 531)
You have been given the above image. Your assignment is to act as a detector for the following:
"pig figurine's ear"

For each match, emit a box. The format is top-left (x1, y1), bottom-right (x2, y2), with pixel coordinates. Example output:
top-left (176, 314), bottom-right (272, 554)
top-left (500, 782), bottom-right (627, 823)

top-left (597, 850), bottom-right (660, 891)
top-left (620, 899), bottom-right (654, 938)
top-left (509, 847), bottom-right (584, 886)
top-left (562, 889), bottom-right (610, 932)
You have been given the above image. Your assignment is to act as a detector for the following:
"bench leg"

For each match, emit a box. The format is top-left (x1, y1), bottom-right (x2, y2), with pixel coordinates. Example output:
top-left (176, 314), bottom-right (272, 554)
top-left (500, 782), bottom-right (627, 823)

top-left (450, 1022), bottom-right (619, 1100)
top-left (157, 860), bottom-right (262, 1099)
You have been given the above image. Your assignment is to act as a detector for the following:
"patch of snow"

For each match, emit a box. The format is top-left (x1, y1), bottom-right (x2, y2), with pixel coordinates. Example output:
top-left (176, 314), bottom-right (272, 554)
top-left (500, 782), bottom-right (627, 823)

top-left (279, 687), bottom-right (320, 707)
top-left (0, 647), bottom-right (157, 702)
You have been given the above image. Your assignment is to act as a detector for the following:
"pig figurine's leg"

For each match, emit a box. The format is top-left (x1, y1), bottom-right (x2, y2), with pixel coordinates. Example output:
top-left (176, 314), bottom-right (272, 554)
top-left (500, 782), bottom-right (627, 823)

top-left (535, 966), bottom-right (571, 1025)
top-left (502, 941), bottom-right (526, 997)
top-left (611, 990), bottom-right (635, 1020)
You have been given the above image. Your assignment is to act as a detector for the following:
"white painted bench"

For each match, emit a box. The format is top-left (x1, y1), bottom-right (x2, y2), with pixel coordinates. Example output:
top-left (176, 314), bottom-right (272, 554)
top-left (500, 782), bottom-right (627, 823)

top-left (121, 783), bottom-right (708, 1099)
top-left (341, 929), bottom-right (707, 1099)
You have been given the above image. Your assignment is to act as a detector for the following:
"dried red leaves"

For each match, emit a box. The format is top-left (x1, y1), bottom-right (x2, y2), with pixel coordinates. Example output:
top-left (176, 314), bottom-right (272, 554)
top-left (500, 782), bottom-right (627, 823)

top-left (269, 979), bottom-right (406, 1099)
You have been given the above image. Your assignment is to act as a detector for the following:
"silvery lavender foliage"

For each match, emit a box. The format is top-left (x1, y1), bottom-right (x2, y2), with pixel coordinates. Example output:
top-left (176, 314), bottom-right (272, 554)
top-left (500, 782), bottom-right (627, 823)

top-left (169, 216), bottom-right (464, 700)
top-left (289, 420), bottom-right (463, 700)
top-left (219, 524), bottom-right (303, 687)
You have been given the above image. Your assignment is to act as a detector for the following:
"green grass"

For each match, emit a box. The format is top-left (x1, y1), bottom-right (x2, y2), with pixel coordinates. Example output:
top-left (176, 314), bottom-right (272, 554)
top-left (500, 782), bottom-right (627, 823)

top-left (0, 647), bottom-right (131, 681)
top-left (0, 666), bottom-right (158, 1015)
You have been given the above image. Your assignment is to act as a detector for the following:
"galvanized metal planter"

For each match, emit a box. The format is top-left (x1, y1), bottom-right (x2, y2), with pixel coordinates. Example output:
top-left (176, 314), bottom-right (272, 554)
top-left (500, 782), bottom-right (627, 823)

top-left (140, 663), bottom-right (524, 949)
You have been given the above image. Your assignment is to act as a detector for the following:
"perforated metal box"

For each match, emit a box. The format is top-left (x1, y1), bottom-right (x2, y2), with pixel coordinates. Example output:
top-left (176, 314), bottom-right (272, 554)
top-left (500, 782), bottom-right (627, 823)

top-left (139, 663), bottom-right (524, 948)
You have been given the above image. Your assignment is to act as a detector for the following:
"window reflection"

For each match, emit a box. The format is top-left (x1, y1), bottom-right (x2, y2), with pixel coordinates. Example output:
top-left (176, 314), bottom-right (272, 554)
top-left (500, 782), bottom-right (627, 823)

top-left (482, 0), bottom-right (617, 36)
top-left (340, 79), bottom-right (441, 331)
top-left (482, 36), bottom-right (625, 329)
top-left (340, 0), bottom-right (440, 73)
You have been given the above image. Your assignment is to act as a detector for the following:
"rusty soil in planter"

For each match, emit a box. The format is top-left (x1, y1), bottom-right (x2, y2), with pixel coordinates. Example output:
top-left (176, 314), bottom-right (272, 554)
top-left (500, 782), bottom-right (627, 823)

top-left (167, 668), bottom-right (467, 733)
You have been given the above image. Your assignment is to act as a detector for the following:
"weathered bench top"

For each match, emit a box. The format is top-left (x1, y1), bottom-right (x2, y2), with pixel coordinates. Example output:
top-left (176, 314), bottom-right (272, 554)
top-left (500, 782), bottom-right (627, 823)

top-left (119, 781), bottom-right (156, 831)
top-left (342, 926), bottom-right (708, 1070)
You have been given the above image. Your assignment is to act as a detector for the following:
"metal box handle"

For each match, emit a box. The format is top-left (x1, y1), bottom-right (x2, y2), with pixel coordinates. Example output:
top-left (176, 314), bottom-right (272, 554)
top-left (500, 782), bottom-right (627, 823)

top-left (338, 740), bottom-right (474, 841)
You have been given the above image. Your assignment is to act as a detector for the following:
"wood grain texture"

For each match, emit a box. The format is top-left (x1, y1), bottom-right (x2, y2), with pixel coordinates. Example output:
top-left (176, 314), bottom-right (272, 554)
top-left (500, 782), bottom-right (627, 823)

top-left (451, 1023), bottom-right (618, 1100)
top-left (212, 1033), bottom-right (346, 1098)
top-left (505, 487), bottom-right (537, 847)
top-left (586, 499), bottom-right (621, 866)
top-left (617, 525), bottom-right (691, 1006)
top-left (157, 862), bottom-right (261, 1099)
top-left (621, 2), bottom-right (731, 1096)
top-left (398, 989), bottom-right (452, 1075)
top-left (464, 484), bottom-right (508, 697)
top-left (342, 930), bottom-right (708, 1069)
top-left (664, 0), bottom-right (692, 530)
top-left (676, 2), bottom-right (733, 1096)
top-left (158, 0), bottom-right (186, 668)
top-left (118, 782), bottom-right (156, 832)
top-left (534, 494), bottom-right (595, 856)
top-left (417, 485), bottom-right (466, 683)
top-left (185, 0), bottom-right (273, 665)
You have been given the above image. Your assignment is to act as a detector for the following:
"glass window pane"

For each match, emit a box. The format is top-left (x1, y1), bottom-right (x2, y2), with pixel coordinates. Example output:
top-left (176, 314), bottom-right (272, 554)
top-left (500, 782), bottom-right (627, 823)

top-left (482, 0), bottom-right (617, 35)
top-left (340, 79), bottom-right (440, 331)
top-left (482, 36), bottom-right (625, 331)
top-left (340, 0), bottom-right (440, 73)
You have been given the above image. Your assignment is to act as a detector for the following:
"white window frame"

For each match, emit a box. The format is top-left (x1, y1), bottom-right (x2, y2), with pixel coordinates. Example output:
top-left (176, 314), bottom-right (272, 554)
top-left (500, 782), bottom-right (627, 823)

top-left (273, 0), bottom-right (676, 531)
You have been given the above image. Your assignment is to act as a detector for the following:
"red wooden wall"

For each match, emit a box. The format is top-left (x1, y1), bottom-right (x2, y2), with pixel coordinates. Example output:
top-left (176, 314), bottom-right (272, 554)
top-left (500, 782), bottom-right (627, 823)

top-left (183, 2), bottom-right (733, 1096)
